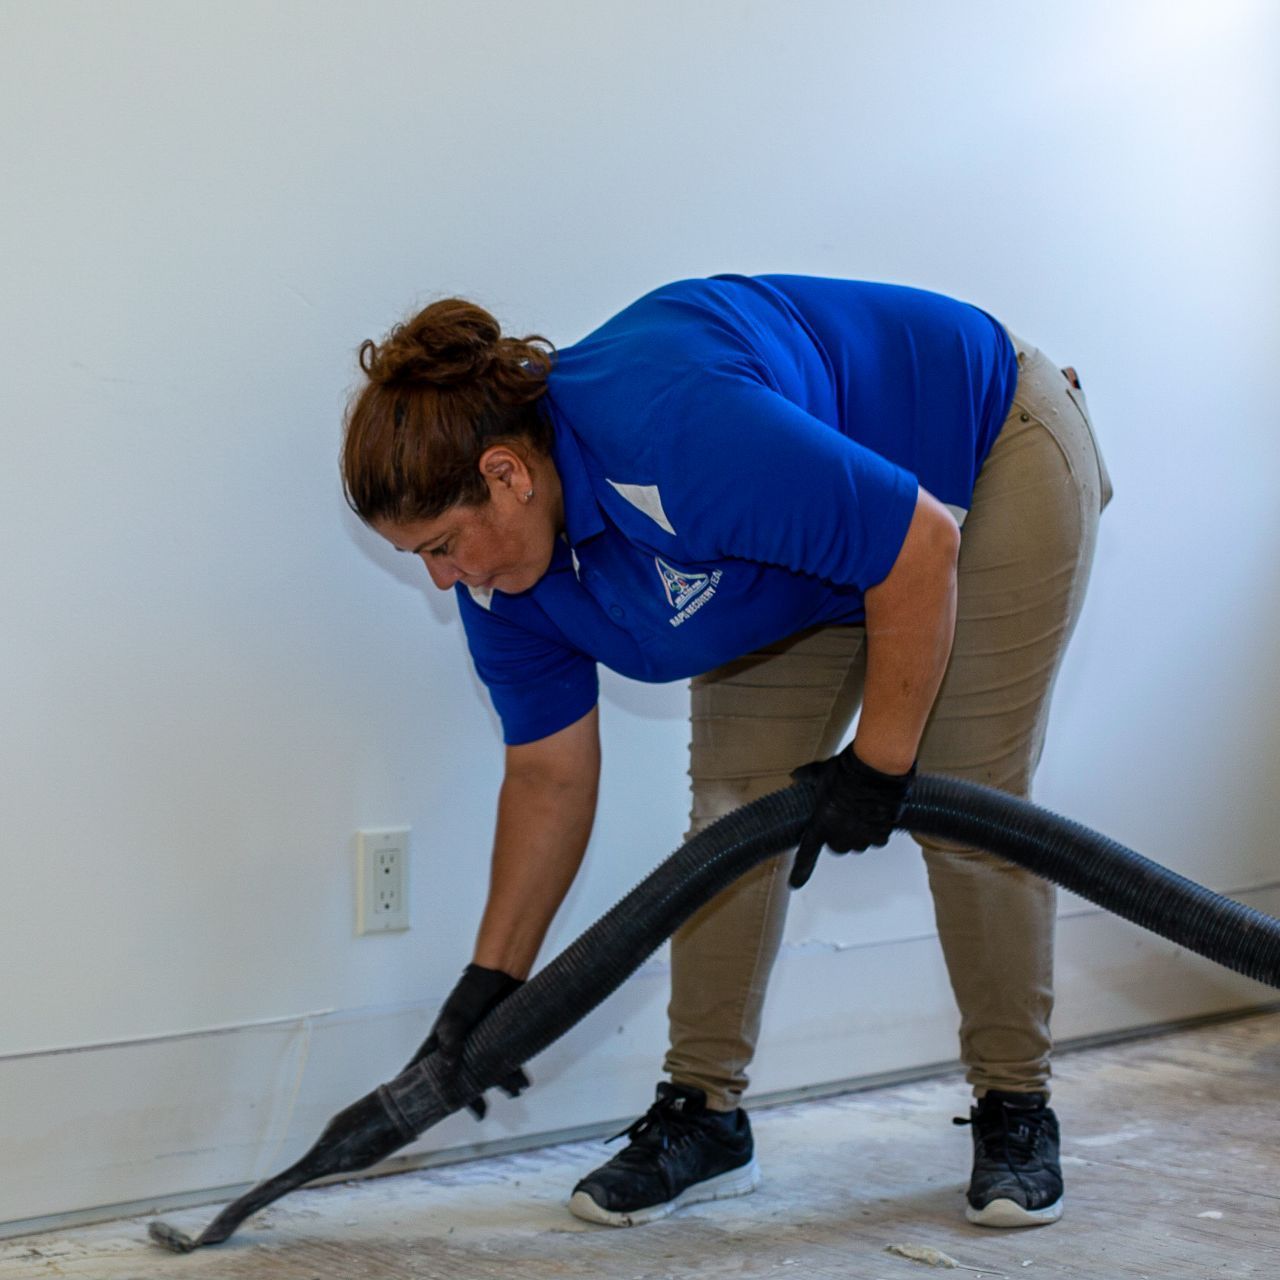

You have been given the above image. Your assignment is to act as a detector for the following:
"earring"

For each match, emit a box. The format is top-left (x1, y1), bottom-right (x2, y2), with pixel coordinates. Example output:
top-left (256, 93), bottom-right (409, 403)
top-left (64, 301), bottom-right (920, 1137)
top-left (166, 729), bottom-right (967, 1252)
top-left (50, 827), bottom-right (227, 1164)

top-left (523, 488), bottom-right (534, 503)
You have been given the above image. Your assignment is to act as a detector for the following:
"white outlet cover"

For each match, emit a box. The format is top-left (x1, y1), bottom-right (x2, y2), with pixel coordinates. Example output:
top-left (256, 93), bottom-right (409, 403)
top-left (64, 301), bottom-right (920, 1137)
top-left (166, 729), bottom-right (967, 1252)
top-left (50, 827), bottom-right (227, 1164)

top-left (356, 828), bottom-right (410, 934)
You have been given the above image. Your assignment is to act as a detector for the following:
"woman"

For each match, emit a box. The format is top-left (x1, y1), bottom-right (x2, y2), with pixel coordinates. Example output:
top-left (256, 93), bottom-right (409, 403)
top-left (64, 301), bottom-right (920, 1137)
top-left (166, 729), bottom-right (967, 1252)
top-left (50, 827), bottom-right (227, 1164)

top-left (341, 274), bottom-right (1111, 1230)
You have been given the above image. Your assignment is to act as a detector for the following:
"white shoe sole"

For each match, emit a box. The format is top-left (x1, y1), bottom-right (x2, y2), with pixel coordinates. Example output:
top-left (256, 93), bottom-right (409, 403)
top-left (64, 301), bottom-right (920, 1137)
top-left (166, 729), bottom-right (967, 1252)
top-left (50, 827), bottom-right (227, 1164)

top-left (568, 1156), bottom-right (762, 1227)
top-left (966, 1195), bottom-right (1063, 1228)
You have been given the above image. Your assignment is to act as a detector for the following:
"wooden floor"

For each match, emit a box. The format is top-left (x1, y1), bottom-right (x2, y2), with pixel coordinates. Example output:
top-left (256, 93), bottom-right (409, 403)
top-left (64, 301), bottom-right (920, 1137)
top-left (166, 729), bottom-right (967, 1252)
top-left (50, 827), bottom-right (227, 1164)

top-left (5, 1010), bottom-right (1279, 1279)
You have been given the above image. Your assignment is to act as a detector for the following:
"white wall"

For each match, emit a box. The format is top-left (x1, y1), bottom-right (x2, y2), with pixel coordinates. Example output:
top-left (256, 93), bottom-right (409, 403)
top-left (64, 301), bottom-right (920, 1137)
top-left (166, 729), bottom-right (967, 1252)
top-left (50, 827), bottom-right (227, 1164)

top-left (2, 0), bottom-right (1278, 1231)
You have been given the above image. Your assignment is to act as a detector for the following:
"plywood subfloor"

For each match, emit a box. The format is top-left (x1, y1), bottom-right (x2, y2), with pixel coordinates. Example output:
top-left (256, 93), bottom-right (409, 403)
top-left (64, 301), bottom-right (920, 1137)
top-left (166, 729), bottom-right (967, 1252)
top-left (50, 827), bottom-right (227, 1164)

top-left (5, 1010), bottom-right (1279, 1279)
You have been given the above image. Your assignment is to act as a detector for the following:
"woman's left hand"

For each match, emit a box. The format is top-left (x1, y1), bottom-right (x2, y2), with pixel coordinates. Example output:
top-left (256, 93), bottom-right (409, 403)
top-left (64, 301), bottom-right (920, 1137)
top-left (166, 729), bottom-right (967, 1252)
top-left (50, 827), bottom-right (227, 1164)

top-left (788, 746), bottom-right (916, 888)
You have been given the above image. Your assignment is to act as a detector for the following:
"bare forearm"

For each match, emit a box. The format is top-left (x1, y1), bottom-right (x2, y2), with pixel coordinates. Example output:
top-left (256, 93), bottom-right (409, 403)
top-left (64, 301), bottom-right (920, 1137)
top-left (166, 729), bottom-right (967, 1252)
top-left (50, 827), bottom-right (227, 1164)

top-left (472, 712), bottom-right (600, 979)
top-left (854, 488), bottom-right (960, 775)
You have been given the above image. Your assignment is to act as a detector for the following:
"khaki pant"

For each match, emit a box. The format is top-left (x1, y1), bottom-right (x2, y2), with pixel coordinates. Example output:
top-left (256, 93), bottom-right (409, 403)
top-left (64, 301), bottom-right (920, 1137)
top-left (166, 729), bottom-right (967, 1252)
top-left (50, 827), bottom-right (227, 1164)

top-left (664, 333), bottom-right (1112, 1110)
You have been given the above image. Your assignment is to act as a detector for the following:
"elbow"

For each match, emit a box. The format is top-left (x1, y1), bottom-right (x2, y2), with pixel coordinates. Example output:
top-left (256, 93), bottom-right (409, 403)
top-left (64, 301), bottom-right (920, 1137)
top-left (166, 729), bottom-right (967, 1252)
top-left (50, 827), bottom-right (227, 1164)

top-left (866, 492), bottom-right (960, 609)
top-left (914, 489), bottom-right (961, 581)
top-left (503, 707), bottom-right (601, 793)
top-left (504, 751), bottom-right (601, 803)
top-left (922, 508), bottom-right (960, 601)
top-left (934, 506), bottom-right (962, 574)
top-left (504, 756), bottom-right (599, 798)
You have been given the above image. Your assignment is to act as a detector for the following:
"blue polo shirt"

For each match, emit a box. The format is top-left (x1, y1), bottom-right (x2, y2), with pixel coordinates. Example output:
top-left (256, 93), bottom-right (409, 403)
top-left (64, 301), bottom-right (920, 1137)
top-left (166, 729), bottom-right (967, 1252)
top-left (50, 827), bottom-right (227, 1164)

top-left (456, 274), bottom-right (1016, 745)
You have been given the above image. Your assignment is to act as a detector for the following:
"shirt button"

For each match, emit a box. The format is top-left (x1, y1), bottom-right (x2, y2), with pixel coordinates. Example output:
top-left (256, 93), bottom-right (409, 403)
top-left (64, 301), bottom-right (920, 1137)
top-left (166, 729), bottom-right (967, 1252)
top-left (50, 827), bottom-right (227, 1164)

top-left (609, 605), bottom-right (625, 620)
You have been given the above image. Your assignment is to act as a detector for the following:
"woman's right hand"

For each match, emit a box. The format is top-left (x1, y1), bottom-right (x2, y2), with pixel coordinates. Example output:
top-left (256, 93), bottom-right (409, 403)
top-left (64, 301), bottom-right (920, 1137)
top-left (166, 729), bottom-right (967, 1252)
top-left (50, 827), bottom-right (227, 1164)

top-left (403, 962), bottom-right (531, 1119)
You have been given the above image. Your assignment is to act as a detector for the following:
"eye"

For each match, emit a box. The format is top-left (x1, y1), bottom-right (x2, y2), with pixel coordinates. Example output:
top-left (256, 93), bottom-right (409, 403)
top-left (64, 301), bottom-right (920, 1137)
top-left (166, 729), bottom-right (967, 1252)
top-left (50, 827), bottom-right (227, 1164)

top-left (428, 541), bottom-right (450, 558)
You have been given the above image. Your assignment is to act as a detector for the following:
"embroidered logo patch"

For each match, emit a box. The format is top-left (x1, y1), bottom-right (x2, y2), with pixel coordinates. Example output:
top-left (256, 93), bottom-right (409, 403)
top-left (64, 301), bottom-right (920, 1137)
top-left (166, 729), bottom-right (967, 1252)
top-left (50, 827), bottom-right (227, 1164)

top-left (655, 556), bottom-right (723, 628)
top-left (655, 556), bottom-right (709, 609)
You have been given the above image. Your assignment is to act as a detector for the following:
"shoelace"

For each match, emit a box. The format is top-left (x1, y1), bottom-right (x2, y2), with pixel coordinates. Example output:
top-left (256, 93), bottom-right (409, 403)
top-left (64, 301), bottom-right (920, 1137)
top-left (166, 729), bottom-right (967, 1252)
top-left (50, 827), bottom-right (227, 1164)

top-left (954, 1102), bottom-right (1047, 1167)
top-left (609, 1099), bottom-right (697, 1152)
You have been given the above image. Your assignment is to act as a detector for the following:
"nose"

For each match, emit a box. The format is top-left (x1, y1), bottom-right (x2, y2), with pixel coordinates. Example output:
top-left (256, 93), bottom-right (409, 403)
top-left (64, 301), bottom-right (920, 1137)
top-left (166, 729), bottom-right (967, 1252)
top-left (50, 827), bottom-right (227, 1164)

top-left (421, 555), bottom-right (462, 591)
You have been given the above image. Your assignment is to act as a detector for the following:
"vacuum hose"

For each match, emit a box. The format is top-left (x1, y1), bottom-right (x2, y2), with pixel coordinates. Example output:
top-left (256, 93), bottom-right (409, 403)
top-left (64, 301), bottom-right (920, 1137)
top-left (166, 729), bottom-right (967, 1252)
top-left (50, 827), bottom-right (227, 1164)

top-left (149, 773), bottom-right (1280, 1251)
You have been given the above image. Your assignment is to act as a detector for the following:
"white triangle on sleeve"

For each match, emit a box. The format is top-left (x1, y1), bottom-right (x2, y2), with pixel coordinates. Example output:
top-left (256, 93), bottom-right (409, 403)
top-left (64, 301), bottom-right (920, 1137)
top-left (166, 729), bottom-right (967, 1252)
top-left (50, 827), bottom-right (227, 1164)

top-left (606, 480), bottom-right (677, 536)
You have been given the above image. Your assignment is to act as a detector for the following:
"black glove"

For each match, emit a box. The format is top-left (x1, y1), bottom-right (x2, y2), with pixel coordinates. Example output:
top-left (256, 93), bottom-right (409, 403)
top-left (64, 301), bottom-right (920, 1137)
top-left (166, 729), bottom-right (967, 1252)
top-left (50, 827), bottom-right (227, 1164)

top-left (404, 963), bottom-right (531, 1120)
top-left (789, 746), bottom-right (916, 889)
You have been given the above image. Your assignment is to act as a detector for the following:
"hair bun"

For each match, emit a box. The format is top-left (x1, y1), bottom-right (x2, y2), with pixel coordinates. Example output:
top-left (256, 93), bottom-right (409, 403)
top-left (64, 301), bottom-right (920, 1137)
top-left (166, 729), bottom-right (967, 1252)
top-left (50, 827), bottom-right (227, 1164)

top-left (359, 298), bottom-right (503, 388)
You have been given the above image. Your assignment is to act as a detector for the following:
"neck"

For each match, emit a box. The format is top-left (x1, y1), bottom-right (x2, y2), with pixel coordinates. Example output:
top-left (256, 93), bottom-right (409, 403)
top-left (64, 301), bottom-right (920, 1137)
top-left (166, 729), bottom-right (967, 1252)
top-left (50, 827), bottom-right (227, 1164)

top-left (534, 454), bottom-right (566, 536)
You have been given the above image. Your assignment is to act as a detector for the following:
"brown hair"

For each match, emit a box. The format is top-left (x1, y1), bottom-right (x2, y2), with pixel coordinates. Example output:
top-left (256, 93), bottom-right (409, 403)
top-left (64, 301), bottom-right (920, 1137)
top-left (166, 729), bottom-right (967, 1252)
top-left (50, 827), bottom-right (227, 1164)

top-left (342, 298), bottom-right (556, 525)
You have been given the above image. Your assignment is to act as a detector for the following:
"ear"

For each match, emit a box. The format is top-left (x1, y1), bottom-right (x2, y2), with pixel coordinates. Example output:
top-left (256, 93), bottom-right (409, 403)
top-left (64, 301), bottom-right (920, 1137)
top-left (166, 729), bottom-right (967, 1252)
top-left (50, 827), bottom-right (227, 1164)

top-left (478, 445), bottom-right (531, 498)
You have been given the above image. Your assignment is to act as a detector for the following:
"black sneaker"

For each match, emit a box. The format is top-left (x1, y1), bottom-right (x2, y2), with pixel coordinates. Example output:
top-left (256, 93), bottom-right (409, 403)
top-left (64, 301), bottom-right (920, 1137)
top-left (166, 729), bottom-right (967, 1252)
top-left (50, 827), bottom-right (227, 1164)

top-left (956, 1090), bottom-right (1064, 1227)
top-left (569, 1082), bottom-right (761, 1226)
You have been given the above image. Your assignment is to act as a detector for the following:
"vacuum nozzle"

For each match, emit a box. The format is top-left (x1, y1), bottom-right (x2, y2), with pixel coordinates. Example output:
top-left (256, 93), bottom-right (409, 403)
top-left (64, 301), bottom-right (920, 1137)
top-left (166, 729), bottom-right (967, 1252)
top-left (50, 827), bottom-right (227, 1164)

top-left (148, 1088), bottom-right (412, 1252)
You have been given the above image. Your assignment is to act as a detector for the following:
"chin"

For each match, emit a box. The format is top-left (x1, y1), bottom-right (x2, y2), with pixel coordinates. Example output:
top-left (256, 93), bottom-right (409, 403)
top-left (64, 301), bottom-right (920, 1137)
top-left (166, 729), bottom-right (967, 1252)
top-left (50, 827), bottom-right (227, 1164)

top-left (500, 565), bottom-right (544, 596)
top-left (499, 558), bottom-right (550, 596)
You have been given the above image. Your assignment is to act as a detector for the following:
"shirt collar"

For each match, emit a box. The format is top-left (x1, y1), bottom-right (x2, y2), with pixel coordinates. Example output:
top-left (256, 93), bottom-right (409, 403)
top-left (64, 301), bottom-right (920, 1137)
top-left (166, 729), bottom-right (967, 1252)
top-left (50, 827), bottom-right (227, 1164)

top-left (551, 419), bottom-right (606, 547)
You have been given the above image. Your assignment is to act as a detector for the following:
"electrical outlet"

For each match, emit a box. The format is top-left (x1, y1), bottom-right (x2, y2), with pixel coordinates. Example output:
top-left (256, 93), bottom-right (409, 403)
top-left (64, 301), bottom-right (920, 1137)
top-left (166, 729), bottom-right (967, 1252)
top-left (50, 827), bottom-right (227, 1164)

top-left (356, 828), bottom-right (410, 934)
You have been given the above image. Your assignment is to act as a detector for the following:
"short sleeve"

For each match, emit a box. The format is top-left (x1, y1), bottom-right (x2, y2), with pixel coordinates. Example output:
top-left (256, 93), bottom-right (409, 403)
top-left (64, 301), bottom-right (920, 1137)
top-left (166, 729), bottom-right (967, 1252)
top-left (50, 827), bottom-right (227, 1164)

top-left (657, 366), bottom-right (919, 590)
top-left (456, 588), bottom-right (599, 745)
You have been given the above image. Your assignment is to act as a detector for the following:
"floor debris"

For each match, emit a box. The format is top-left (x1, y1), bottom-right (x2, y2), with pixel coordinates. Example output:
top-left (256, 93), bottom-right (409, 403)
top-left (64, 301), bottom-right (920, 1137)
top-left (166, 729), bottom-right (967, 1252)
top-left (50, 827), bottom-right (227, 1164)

top-left (885, 1242), bottom-right (1000, 1273)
